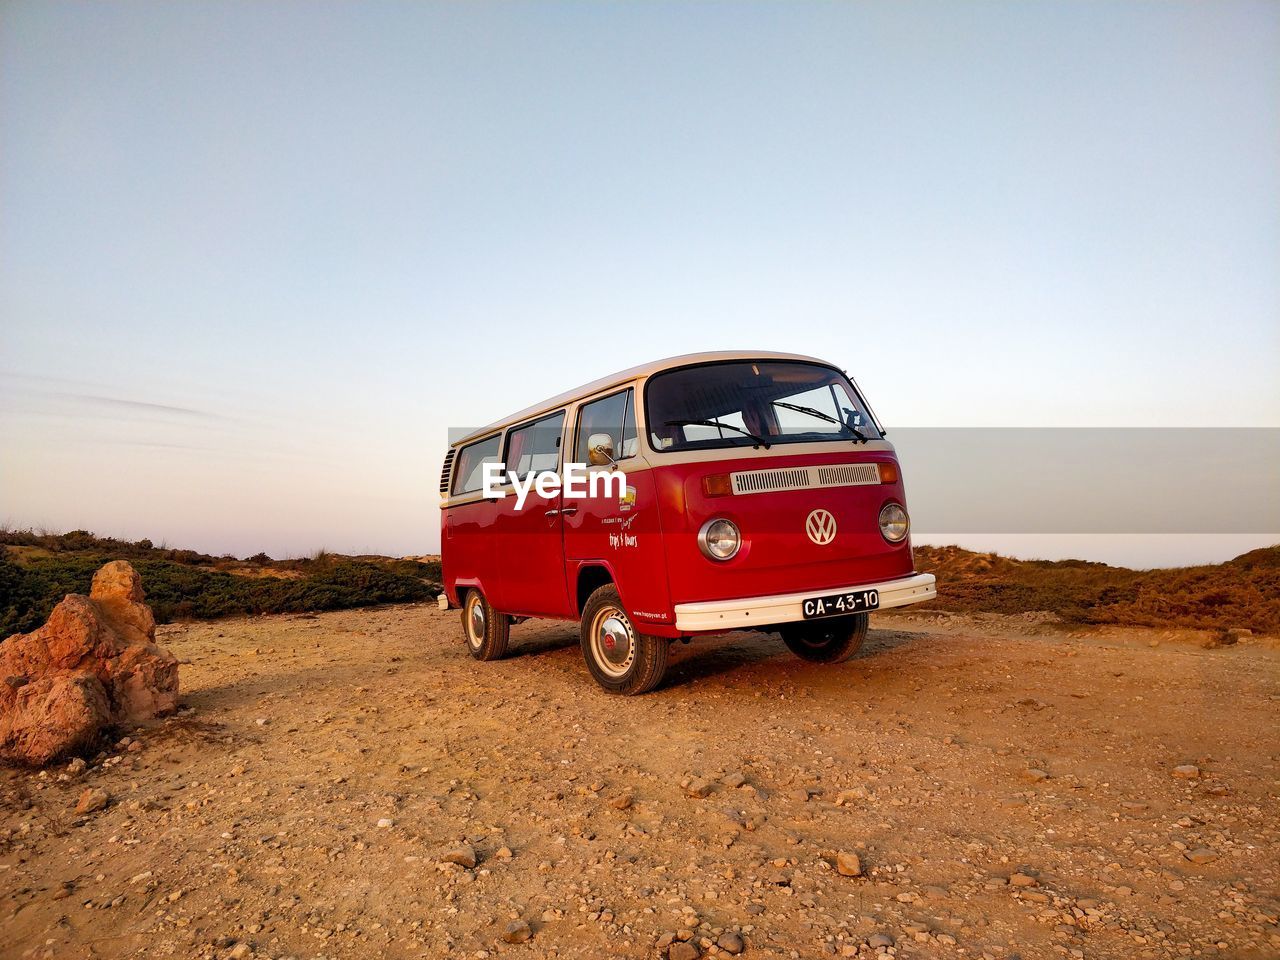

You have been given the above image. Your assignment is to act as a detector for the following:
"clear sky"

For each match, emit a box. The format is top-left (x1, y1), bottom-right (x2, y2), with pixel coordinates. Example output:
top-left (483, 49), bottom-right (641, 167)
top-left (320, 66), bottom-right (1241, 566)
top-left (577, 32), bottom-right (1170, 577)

top-left (2, 1), bottom-right (1277, 566)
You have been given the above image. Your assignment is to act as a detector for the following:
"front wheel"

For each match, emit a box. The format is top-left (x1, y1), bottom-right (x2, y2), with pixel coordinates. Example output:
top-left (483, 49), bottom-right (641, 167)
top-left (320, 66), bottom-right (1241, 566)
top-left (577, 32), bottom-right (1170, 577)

top-left (580, 585), bottom-right (669, 695)
top-left (461, 588), bottom-right (510, 661)
top-left (781, 613), bottom-right (868, 663)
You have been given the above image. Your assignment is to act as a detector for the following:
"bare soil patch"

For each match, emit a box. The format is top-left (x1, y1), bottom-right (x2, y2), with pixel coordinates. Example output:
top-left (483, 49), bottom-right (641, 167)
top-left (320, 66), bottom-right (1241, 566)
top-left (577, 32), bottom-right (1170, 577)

top-left (3, 606), bottom-right (1277, 959)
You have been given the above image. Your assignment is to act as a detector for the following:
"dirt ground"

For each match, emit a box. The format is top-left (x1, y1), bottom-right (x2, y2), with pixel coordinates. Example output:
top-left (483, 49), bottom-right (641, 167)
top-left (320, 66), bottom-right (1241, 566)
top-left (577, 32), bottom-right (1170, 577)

top-left (2, 605), bottom-right (1278, 960)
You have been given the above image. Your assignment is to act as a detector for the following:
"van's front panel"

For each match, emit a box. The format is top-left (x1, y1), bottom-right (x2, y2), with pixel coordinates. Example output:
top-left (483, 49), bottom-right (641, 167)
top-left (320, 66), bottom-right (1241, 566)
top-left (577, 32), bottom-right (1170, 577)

top-left (563, 460), bottom-right (674, 633)
top-left (652, 448), bottom-right (921, 612)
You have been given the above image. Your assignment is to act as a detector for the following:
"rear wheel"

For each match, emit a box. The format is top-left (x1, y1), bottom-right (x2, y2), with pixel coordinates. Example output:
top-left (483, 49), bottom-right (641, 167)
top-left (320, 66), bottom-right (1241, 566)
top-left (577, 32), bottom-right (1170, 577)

top-left (781, 613), bottom-right (868, 664)
top-left (461, 589), bottom-right (510, 661)
top-left (580, 585), bottom-right (669, 695)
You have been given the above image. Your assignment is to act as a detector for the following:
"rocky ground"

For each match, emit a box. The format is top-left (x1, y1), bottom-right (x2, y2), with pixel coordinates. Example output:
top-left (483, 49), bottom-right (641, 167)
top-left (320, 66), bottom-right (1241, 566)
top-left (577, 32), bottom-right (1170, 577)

top-left (2, 605), bottom-right (1277, 960)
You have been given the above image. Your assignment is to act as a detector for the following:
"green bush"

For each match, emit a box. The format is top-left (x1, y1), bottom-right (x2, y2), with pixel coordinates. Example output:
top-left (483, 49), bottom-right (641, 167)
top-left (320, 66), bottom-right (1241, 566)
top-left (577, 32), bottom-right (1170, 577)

top-left (0, 545), bottom-right (437, 639)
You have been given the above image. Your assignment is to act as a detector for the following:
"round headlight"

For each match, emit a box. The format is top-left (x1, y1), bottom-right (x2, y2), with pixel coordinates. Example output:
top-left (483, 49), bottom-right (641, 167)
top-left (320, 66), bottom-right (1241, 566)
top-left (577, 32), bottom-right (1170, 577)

top-left (879, 502), bottom-right (909, 543)
top-left (698, 518), bottom-right (741, 560)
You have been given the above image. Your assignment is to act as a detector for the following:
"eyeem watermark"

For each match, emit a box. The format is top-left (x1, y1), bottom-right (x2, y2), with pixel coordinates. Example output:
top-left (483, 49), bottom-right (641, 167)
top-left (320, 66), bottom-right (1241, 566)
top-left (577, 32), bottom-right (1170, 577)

top-left (482, 463), bottom-right (626, 509)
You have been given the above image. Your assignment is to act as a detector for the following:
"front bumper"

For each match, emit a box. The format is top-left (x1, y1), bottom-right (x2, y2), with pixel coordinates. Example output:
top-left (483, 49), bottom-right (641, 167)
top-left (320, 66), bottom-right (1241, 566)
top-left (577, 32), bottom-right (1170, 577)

top-left (672, 572), bottom-right (937, 633)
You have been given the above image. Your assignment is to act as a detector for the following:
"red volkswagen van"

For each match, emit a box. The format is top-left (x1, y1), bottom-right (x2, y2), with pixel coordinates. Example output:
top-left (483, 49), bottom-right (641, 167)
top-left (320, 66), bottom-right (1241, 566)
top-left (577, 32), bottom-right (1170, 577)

top-left (440, 352), bottom-right (936, 694)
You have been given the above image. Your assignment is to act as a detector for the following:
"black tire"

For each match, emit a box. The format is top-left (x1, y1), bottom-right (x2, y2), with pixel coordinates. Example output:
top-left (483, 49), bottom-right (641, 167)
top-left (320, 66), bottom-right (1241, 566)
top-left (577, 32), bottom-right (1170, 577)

top-left (580, 585), bottom-right (670, 695)
top-left (460, 588), bottom-right (510, 661)
top-left (781, 613), bottom-right (868, 664)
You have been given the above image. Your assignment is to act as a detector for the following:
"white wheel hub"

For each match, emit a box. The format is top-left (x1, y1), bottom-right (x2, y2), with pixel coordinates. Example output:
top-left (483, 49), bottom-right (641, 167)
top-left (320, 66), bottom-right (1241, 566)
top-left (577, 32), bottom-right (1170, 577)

top-left (591, 607), bottom-right (636, 678)
top-left (466, 594), bottom-right (486, 648)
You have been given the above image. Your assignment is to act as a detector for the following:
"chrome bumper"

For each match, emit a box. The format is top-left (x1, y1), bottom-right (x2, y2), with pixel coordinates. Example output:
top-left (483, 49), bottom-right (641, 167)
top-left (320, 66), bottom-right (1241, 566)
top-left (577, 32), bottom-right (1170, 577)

top-left (673, 572), bottom-right (937, 633)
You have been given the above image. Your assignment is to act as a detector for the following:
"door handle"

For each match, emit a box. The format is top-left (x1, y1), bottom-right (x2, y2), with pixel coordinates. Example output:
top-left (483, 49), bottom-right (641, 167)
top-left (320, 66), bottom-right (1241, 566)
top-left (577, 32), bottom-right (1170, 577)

top-left (559, 506), bottom-right (578, 516)
top-left (544, 508), bottom-right (561, 518)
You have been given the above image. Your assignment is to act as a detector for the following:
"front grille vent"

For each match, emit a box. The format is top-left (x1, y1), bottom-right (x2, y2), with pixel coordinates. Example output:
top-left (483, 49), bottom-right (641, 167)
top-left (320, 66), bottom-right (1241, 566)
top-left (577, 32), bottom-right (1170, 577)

top-left (815, 463), bottom-right (880, 486)
top-left (733, 467), bottom-right (810, 494)
top-left (730, 462), bottom-right (881, 495)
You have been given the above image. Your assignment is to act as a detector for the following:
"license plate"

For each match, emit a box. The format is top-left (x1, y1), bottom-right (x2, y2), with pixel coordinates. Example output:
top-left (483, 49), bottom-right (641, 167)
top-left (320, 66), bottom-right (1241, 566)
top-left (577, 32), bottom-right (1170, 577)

top-left (801, 589), bottom-right (880, 619)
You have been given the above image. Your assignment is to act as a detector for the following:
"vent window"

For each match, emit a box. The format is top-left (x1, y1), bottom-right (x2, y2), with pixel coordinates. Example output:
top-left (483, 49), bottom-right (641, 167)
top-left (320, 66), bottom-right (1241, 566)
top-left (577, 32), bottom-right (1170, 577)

top-left (439, 449), bottom-right (457, 494)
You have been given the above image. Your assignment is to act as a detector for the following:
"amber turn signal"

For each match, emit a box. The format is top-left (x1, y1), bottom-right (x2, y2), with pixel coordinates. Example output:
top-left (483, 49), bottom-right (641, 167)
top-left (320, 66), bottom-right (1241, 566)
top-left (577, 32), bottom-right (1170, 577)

top-left (877, 462), bottom-right (899, 484)
top-left (702, 474), bottom-right (732, 497)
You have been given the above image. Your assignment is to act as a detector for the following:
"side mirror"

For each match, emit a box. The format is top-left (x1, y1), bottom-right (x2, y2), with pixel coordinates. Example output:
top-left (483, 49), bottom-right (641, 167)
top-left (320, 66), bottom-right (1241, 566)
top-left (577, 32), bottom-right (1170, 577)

top-left (587, 433), bottom-right (616, 466)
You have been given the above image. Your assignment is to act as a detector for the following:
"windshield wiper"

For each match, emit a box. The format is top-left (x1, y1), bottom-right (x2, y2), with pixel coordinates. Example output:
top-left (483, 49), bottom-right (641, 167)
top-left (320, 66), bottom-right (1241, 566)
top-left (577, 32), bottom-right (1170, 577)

top-left (772, 400), bottom-right (869, 444)
top-left (666, 419), bottom-right (771, 449)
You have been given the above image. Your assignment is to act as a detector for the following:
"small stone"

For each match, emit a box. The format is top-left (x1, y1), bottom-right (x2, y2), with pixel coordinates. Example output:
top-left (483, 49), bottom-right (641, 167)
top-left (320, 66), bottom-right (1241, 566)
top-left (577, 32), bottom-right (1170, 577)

top-left (376, 818), bottom-right (394, 829)
top-left (717, 931), bottom-right (745, 954)
top-left (669, 942), bottom-right (701, 960)
top-left (610, 793), bottom-right (634, 810)
top-left (66, 757), bottom-right (87, 776)
top-left (1184, 847), bottom-right (1218, 864)
top-left (226, 945), bottom-right (252, 960)
top-left (254, 717), bottom-right (269, 726)
top-left (721, 771), bottom-right (747, 789)
top-left (1022, 767), bottom-right (1050, 783)
top-left (75, 787), bottom-right (109, 814)
top-left (495, 846), bottom-right (514, 859)
top-left (1010, 872), bottom-right (1037, 887)
top-left (1172, 764), bottom-right (1200, 779)
top-left (685, 778), bottom-right (713, 799)
top-left (868, 933), bottom-right (894, 949)
top-left (441, 845), bottom-right (477, 868)
top-left (836, 851), bottom-right (863, 877)
top-left (500, 920), bottom-right (531, 944)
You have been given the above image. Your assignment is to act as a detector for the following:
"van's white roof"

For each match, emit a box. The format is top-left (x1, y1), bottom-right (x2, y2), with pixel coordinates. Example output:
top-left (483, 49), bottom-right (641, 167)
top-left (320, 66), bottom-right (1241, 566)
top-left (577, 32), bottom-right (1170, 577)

top-left (452, 350), bottom-right (838, 447)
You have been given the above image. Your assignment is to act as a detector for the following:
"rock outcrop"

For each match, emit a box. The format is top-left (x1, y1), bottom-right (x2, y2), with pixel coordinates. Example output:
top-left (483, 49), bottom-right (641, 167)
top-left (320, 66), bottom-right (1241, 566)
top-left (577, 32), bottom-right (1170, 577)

top-left (0, 561), bottom-right (178, 765)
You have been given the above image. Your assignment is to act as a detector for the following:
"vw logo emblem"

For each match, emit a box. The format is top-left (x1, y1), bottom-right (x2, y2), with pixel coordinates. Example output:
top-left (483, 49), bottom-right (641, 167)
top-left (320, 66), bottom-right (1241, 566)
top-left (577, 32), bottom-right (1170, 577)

top-left (805, 508), bottom-right (837, 545)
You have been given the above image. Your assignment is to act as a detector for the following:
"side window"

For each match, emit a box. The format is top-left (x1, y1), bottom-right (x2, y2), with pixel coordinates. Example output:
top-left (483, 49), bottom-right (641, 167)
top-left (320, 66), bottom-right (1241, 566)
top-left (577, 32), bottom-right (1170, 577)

top-left (451, 434), bottom-right (503, 495)
top-left (505, 411), bottom-right (565, 479)
top-left (575, 389), bottom-right (637, 464)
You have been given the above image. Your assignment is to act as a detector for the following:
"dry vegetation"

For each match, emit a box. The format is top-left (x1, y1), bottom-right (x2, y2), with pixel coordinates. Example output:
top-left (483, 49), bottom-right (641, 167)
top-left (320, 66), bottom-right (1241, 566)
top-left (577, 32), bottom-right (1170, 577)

top-left (4, 529), bottom-right (1276, 642)
top-left (912, 544), bottom-right (1280, 635)
top-left (0, 529), bottom-right (440, 637)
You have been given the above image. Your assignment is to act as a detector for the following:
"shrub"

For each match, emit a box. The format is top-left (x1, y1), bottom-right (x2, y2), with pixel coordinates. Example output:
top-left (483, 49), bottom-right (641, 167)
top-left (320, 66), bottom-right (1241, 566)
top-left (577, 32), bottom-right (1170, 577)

top-left (0, 534), bottom-right (439, 638)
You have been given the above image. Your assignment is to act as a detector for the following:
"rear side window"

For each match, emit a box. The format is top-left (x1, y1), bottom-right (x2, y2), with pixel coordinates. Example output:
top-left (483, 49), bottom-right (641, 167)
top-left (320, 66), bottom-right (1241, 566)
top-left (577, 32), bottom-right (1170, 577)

top-left (451, 434), bottom-right (502, 495)
top-left (575, 389), bottom-right (637, 464)
top-left (505, 411), bottom-right (565, 479)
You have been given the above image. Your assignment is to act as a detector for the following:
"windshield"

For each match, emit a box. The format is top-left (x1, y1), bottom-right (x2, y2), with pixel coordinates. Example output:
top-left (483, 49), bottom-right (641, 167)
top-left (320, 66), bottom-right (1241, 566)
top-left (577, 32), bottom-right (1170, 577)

top-left (644, 360), bottom-right (880, 452)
